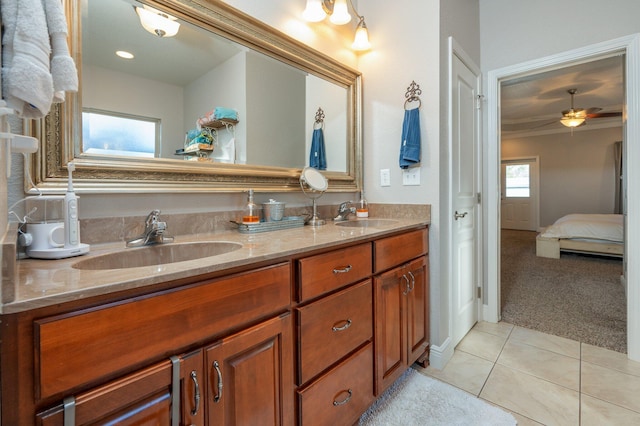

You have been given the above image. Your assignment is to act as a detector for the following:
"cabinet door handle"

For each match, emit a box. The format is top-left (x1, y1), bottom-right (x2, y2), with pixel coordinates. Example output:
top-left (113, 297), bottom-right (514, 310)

top-left (212, 360), bottom-right (223, 403)
top-left (401, 274), bottom-right (410, 295)
top-left (332, 265), bottom-right (352, 274)
top-left (332, 319), bottom-right (352, 332)
top-left (407, 270), bottom-right (415, 292)
top-left (333, 389), bottom-right (353, 406)
top-left (190, 370), bottom-right (201, 415)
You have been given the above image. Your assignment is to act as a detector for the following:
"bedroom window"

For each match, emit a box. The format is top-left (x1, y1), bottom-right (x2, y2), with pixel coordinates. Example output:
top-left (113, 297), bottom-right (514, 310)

top-left (82, 109), bottom-right (159, 158)
top-left (505, 164), bottom-right (530, 197)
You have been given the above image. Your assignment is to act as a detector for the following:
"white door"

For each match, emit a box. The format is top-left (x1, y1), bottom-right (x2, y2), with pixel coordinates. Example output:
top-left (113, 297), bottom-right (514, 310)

top-left (501, 157), bottom-right (539, 231)
top-left (451, 42), bottom-right (481, 347)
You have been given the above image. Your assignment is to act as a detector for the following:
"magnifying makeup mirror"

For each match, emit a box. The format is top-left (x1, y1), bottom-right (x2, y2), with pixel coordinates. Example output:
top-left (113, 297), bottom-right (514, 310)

top-left (300, 167), bottom-right (328, 226)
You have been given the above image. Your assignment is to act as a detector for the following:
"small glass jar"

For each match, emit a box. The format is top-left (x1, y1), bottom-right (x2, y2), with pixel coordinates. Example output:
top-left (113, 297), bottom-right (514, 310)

top-left (356, 191), bottom-right (369, 218)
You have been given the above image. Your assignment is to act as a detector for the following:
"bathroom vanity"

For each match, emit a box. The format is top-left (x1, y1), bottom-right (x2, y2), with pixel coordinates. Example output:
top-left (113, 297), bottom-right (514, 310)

top-left (0, 218), bottom-right (429, 425)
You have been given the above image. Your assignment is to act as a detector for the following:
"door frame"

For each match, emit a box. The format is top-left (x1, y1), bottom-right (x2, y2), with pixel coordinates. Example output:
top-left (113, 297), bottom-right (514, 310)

top-left (500, 156), bottom-right (540, 231)
top-left (484, 34), bottom-right (640, 361)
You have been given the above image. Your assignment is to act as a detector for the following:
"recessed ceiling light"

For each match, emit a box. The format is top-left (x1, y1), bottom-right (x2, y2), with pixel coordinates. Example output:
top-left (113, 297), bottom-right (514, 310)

top-left (116, 50), bottom-right (134, 59)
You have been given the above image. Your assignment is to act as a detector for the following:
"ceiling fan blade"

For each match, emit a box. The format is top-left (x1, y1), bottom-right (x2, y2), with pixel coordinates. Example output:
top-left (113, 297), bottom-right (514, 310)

top-left (587, 111), bottom-right (622, 118)
top-left (502, 119), bottom-right (557, 132)
top-left (585, 107), bottom-right (602, 115)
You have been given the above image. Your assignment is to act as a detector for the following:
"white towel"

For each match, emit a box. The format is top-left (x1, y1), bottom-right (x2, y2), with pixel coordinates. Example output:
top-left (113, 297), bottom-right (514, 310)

top-left (44, 0), bottom-right (78, 102)
top-left (1, 0), bottom-right (78, 118)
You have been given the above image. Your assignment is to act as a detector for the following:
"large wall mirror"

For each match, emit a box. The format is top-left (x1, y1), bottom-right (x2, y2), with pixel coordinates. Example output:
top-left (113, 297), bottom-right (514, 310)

top-left (28, 0), bottom-right (362, 193)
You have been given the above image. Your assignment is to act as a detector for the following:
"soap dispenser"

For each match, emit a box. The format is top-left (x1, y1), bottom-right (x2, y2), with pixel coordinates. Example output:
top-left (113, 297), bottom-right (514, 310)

top-left (356, 191), bottom-right (369, 218)
top-left (242, 189), bottom-right (261, 224)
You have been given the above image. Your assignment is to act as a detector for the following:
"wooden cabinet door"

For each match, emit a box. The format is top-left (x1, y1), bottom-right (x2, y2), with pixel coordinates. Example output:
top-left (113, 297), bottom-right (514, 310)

top-left (405, 256), bottom-right (430, 366)
top-left (206, 313), bottom-right (294, 426)
top-left (373, 267), bottom-right (406, 395)
top-left (36, 361), bottom-right (174, 425)
top-left (373, 255), bottom-right (430, 396)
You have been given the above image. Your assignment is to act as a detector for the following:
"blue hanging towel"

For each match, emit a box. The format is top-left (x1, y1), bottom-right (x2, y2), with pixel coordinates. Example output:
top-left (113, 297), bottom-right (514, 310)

top-left (309, 128), bottom-right (327, 170)
top-left (399, 108), bottom-right (421, 169)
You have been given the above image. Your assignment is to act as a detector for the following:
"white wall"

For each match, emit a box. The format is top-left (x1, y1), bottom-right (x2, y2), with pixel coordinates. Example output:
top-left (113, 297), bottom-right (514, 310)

top-left (245, 52), bottom-right (306, 168)
top-left (502, 127), bottom-right (622, 226)
top-left (480, 0), bottom-right (640, 72)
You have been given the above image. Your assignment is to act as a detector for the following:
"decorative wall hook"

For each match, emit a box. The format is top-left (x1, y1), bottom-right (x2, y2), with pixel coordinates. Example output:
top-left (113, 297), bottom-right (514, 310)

top-left (404, 80), bottom-right (422, 110)
top-left (314, 107), bottom-right (325, 129)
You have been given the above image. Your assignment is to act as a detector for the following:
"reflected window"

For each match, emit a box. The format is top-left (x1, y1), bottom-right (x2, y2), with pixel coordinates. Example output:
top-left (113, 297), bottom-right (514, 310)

top-left (82, 109), bottom-right (159, 158)
top-left (505, 164), bottom-right (530, 197)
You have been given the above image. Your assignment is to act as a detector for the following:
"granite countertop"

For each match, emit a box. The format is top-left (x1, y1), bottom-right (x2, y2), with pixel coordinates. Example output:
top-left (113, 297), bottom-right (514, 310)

top-left (4, 217), bottom-right (429, 313)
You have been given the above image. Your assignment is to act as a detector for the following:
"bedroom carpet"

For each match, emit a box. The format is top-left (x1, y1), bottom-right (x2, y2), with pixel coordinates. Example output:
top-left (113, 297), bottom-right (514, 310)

top-left (359, 368), bottom-right (516, 426)
top-left (501, 229), bottom-right (626, 353)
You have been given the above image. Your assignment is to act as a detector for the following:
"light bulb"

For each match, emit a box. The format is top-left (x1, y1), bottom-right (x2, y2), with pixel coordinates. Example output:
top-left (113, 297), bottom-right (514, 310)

top-left (352, 18), bottom-right (371, 51)
top-left (329, 0), bottom-right (352, 25)
top-left (303, 0), bottom-right (327, 22)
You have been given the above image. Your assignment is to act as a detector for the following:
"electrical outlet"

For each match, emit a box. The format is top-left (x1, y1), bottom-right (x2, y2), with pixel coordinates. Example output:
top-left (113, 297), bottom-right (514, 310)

top-left (402, 168), bottom-right (421, 185)
top-left (380, 169), bottom-right (391, 187)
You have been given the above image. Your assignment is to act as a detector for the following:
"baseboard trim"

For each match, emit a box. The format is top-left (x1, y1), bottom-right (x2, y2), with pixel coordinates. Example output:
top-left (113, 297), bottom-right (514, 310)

top-left (427, 337), bottom-right (454, 370)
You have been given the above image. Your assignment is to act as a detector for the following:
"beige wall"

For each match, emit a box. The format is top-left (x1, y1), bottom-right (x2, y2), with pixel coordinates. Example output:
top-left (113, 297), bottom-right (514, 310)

top-left (502, 127), bottom-right (622, 226)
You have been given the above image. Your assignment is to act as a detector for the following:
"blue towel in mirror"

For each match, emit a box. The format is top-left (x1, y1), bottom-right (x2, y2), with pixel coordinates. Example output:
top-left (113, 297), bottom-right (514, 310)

top-left (309, 128), bottom-right (327, 170)
top-left (399, 108), bottom-right (421, 169)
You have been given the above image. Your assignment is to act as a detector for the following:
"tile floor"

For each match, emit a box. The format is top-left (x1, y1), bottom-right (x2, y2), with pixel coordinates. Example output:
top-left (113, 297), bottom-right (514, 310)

top-left (418, 321), bottom-right (640, 425)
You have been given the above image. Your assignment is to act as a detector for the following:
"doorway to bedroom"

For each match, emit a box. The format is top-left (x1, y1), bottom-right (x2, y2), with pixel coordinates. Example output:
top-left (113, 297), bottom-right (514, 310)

top-left (496, 54), bottom-right (627, 353)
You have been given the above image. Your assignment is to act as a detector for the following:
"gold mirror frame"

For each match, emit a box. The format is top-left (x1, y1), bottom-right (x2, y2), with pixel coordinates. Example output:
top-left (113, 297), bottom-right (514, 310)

top-left (27, 0), bottom-right (362, 194)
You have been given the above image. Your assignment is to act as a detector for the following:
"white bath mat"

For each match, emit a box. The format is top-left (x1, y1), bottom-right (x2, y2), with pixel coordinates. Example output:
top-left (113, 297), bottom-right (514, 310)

top-left (359, 368), bottom-right (517, 426)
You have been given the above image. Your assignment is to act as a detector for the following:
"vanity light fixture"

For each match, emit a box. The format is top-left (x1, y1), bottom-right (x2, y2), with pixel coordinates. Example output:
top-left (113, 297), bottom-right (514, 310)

top-left (303, 0), bottom-right (371, 51)
top-left (135, 6), bottom-right (180, 38)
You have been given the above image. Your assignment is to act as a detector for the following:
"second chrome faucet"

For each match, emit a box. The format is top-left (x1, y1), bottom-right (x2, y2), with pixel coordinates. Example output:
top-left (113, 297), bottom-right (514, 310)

top-left (334, 201), bottom-right (356, 221)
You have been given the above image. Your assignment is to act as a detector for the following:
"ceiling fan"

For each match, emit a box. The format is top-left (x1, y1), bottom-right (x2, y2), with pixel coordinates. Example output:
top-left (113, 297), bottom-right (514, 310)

top-left (560, 88), bottom-right (622, 128)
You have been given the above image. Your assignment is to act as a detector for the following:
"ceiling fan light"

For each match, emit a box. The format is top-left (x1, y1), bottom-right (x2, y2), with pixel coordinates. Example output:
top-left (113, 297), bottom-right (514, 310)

top-left (560, 116), bottom-right (585, 127)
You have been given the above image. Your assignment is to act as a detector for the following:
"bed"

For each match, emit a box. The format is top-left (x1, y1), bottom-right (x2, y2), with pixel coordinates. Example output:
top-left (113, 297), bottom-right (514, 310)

top-left (536, 214), bottom-right (624, 259)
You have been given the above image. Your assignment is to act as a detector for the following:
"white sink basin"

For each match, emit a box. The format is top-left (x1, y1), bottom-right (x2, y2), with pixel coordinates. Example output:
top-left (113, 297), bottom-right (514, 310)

top-left (334, 219), bottom-right (399, 228)
top-left (72, 241), bottom-right (242, 270)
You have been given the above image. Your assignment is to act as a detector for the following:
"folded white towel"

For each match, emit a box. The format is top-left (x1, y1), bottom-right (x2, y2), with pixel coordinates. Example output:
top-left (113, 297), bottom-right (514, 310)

top-left (1, 0), bottom-right (78, 118)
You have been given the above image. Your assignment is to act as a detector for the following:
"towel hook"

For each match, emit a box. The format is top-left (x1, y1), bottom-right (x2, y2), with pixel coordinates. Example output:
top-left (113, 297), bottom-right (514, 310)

top-left (314, 107), bottom-right (325, 129)
top-left (404, 80), bottom-right (422, 110)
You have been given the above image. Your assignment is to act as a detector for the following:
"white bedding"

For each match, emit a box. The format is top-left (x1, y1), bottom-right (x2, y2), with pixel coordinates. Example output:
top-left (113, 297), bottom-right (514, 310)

top-left (540, 214), bottom-right (623, 243)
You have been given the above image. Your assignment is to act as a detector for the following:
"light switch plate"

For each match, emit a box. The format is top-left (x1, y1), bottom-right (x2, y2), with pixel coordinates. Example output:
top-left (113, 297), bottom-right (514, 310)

top-left (380, 169), bottom-right (391, 187)
top-left (402, 168), bottom-right (421, 185)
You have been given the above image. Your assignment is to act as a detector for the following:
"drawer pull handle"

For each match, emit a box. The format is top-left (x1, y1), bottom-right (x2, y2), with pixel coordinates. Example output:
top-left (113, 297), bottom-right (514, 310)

top-left (332, 319), bottom-right (352, 332)
top-left (190, 370), bottom-right (201, 415)
top-left (333, 389), bottom-right (353, 406)
top-left (212, 360), bottom-right (223, 403)
top-left (332, 265), bottom-right (352, 274)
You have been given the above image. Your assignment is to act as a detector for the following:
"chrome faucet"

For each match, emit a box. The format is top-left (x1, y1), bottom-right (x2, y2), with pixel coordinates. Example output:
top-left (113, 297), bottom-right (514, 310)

top-left (333, 201), bottom-right (356, 221)
top-left (126, 210), bottom-right (174, 247)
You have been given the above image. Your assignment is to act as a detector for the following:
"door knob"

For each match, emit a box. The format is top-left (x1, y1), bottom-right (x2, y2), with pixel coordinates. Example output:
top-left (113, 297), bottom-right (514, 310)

top-left (454, 211), bottom-right (468, 220)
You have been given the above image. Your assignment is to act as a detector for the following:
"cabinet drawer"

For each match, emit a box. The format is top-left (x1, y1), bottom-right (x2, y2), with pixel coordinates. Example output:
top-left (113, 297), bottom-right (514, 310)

top-left (297, 280), bottom-right (372, 384)
top-left (35, 263), bottom-right (291, 400)
top-left (298, 243), bottom-right (371, 301)
top-left (298, 343), bottom-right (374, 426)
top-left (374, 228), bottom-right (428, 273)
